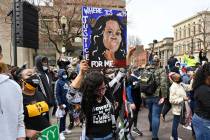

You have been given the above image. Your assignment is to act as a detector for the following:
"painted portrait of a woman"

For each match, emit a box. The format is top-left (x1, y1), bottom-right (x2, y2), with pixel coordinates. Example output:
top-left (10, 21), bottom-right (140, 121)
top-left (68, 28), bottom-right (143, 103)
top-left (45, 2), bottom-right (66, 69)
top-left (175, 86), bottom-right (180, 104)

top-left (88, 15), bottom-right (126, 68)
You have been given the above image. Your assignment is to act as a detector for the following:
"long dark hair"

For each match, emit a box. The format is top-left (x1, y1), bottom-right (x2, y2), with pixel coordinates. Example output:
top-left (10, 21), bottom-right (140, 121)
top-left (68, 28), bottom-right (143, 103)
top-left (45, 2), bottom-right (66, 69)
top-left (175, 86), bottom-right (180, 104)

top-left (80, 71), bottom-right (104, 116)
top-left (88, 15), bottom-right (126, 61)
top-left (192, 62), bottom-right (210, 90)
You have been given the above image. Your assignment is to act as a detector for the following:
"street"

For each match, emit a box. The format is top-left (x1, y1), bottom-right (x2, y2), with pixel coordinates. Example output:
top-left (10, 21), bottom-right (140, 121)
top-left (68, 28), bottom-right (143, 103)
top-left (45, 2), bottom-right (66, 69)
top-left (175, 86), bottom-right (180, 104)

top-left (62, 108), bottom-right (194, 140)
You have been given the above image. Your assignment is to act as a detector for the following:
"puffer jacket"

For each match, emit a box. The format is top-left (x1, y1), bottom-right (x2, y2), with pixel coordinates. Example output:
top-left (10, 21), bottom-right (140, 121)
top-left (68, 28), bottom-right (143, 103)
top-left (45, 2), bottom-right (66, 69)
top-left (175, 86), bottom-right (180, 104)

top-left (55, 69), bottom-right (69, 107)
top-left (169, 82), bottom-right (187, 115)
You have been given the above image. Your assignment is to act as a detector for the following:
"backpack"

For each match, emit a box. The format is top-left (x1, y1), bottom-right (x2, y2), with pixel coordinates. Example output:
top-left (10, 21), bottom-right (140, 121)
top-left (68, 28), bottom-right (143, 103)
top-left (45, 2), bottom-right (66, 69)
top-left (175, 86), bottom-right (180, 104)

top-left (139, 69), bottom-right (157, 96)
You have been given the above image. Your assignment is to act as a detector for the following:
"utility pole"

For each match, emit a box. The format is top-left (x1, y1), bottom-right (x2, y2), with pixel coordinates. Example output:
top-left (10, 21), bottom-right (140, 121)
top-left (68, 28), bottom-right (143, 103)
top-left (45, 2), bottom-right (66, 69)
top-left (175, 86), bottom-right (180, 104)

top-left (12, 0), bottom-right (17, 66)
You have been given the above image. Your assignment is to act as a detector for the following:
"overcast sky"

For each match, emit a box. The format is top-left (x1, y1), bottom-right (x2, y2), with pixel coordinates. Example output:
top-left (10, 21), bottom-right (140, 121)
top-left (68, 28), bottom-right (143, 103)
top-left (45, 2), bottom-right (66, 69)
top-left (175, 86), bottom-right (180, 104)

top-left (126, 0), bottom-right (210, 47)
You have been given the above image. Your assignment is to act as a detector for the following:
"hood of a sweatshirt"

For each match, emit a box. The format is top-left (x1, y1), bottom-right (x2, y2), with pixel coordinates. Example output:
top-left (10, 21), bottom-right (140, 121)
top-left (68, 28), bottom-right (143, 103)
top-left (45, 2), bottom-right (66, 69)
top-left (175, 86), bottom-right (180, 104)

top-left (0, 74), bottom-right (9, 84)
top-left (35, 55), bottom-right (48, 72)
top-left (58, 69), bottom-right (67, 80)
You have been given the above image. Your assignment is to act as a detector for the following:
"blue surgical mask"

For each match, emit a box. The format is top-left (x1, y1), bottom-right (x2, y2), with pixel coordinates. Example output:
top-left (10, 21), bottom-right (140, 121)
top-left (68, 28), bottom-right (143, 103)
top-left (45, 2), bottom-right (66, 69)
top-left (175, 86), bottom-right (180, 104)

top-left (62, 75), bottom-right (68, 79)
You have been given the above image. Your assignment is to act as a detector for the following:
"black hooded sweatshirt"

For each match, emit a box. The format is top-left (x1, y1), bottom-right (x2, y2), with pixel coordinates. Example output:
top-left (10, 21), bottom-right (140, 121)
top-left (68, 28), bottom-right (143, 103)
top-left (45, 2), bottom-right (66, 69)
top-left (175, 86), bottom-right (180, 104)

top-left (35, 56), bottom-right (55, 107)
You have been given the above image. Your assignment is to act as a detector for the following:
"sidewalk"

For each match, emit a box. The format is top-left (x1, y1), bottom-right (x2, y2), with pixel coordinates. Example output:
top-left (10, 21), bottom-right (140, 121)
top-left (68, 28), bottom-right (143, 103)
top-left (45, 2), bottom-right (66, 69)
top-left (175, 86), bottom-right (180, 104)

top-left (52, 108), bottom-right (194, 140)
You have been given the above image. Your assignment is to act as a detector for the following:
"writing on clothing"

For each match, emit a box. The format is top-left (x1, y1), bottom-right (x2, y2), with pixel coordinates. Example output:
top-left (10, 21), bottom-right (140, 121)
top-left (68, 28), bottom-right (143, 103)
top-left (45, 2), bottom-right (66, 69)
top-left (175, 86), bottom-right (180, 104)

top-left (26, 101), bottom-right (49, 117)
top-left (92, 103), bottom-right (111, 124)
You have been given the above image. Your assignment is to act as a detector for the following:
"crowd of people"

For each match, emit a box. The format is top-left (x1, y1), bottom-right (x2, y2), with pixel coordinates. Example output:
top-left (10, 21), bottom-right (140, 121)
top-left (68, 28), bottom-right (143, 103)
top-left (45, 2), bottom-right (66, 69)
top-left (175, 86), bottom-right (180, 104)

top-left (0, 43), bottom-right (210, 140)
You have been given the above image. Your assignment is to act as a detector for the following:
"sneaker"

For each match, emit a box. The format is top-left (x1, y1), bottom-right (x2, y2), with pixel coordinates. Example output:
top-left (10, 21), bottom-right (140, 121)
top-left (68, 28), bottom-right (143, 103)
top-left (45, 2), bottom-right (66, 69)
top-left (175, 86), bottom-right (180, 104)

top-left (64, 129), bottom-right (72, 134)
top-left (170, 136), bottom-right (182, 140)
top-left (59, 133), bottom-right (65, 140)
top-left (132, 127), bottom-right (143, 136)
top-left (182, 125), bottom-right (192, 130)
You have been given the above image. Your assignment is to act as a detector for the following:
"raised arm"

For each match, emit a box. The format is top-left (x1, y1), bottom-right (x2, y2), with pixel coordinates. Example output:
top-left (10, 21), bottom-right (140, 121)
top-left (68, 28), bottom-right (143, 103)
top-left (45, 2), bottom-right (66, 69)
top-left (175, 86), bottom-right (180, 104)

top-left (70, 60), bottom-right (89, 89)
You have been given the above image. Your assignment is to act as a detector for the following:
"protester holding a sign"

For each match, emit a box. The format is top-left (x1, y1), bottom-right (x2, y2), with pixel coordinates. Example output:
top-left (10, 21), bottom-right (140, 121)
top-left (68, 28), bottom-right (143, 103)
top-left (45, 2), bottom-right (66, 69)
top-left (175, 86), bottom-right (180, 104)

top-left (81, 71), bottom-right (115, 139)
top-left (18, 68), bottom-right (50, 139)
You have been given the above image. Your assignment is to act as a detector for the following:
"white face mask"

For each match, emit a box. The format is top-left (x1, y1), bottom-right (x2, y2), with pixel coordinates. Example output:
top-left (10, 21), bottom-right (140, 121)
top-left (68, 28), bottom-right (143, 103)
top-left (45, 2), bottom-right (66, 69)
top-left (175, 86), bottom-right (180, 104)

top-left (42, 66), bottom-right (48, 71)
top-left (62, 75), bottom-right (68, 79)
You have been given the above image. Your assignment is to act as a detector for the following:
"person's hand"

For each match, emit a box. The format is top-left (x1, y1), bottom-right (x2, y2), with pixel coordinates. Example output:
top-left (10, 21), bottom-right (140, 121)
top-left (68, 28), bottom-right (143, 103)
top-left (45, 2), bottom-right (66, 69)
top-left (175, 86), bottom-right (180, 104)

top-left (79, 60), bottom-right (89, 75)
top-left (104, 50), bottom-right (116, 61)
top-left (126, 47), bottom-right (136, 66)
top-left (130, 103), bottom-right (136, 110)
top-left (158, 97), bottom-right (165, 105)
top-left (17, 138), bottom-right (25, 140)
top-left (26, 129), bottom-right (40, 139)
top-left (127, 46), bottom-right (136, 58)
top-left (59, 104), bottom-right (65, 110)
top-left (114, 102), bottom-right (119, 109)
top-left (183, 96), bottom-right (189, 101)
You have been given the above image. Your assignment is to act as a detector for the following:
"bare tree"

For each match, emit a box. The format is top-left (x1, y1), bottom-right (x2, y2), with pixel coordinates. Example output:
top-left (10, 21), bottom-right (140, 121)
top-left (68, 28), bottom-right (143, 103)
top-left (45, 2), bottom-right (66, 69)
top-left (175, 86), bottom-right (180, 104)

top-left (128, 35), bottom-right (141, 46)
top-left (196, 11), bottom-right (210, 52)
top-left (0, 0), bottom-right (12, 40)
top-left (38, 0), bottom-right (83, 54)
top-left (38, 0), bottom-right (125, 54)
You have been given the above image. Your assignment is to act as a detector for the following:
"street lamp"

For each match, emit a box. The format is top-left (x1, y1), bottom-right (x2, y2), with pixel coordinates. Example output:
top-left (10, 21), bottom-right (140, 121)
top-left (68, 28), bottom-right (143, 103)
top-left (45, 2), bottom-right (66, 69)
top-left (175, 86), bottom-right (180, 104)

top-left (60, 16), bottom-right (67, 54)
top-left (60, 16), bottom-right (67, 30)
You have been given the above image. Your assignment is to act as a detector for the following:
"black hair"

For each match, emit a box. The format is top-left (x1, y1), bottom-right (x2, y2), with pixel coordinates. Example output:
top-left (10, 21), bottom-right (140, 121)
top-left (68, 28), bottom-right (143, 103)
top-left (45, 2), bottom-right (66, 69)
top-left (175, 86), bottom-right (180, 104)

top-left (192, 62), bottom-right (210, 90)
top-left (80, 71), bottom-right (104, 116)
top-left (88, 15), bottom-right (126, 62)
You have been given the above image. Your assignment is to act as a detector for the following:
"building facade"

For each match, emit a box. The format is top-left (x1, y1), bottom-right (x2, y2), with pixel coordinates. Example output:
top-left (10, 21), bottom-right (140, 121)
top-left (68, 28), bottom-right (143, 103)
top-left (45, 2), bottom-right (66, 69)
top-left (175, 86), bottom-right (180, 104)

top-left (173, 11), bottom-right (210, 63)
top-left (147, 38), bottom-right (173, 67)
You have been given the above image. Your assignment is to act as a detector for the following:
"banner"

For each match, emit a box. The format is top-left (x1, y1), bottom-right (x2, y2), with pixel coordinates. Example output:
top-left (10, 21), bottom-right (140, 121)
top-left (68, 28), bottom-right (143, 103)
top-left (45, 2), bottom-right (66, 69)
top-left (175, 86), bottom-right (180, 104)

top-left (82, 6), bottom-right (127, 68)
top-left (37, 125), bottom-right (59, 140)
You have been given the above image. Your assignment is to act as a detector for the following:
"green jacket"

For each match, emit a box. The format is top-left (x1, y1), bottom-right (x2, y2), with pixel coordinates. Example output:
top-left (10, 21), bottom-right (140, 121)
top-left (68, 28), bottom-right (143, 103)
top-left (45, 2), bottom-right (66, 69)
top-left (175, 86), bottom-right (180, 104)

top-left (142, 67), bottom-right (169, 98)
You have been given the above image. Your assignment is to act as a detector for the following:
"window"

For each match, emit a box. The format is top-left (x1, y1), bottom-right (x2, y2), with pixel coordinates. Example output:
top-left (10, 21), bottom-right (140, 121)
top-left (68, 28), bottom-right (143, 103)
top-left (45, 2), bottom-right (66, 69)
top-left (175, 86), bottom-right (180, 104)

top-left (175, 29), bottom-right (178, 40)
top-left (198, 19), bottom-right (202, 33)
top-left (188, 24), bottom-right (191, 37)
top-left (183, 44), bottom-right (186, 52)
top-left (179, 27), bottom-right (182, 39)
top-left (183, 26), bottom-right (186, 38)
top-left (193, 22), bottom-right (196, 35)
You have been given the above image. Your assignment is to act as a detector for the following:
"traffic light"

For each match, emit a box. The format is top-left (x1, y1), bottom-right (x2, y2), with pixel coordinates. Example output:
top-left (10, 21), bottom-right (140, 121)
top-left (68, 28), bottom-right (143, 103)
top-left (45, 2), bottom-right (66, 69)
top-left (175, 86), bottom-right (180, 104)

top-left (16, 1), bottom-right (39, 49)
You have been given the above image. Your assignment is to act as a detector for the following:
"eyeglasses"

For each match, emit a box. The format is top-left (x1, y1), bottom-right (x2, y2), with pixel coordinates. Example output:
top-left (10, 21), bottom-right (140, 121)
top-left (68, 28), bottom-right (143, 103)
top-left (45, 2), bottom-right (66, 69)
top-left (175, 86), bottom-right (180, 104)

top-left (96, 86), bottom-right (107, 93)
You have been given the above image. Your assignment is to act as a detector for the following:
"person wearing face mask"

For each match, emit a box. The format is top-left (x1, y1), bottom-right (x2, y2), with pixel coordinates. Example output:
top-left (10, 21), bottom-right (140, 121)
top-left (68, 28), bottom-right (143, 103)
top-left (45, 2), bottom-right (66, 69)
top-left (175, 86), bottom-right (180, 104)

top-left (18, 68), bottom-right (50, 139)
top-left (142, 56), bottom-right (169, 140)
top-left (169, 72), bottom-right (190, 140)
top-left (35, 56), bottom-right (55, 121)
top-left (55, 69), bottom-right (72, 140)
top-left (81, 71), bottom-right (115, 139)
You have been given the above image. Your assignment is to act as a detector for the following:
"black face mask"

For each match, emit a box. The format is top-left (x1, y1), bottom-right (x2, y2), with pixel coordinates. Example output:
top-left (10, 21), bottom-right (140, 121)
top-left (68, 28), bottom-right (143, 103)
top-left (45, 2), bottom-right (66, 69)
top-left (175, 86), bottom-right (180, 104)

top-left (24, 74), bottom-right (40, 88)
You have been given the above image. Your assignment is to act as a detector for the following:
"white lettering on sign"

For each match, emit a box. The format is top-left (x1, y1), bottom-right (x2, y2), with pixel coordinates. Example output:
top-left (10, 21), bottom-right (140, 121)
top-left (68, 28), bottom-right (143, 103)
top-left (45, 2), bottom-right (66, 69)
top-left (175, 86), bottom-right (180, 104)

top-left (84, 7), bottom-right (102, 14)
top-left (91, 60), bottom-right (114, 68)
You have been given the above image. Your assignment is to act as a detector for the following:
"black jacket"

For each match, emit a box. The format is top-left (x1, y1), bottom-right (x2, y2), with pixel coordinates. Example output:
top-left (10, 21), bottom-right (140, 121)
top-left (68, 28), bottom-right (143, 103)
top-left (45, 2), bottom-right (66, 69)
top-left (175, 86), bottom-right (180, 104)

top-left (35, 56), bottom-right (55, 107)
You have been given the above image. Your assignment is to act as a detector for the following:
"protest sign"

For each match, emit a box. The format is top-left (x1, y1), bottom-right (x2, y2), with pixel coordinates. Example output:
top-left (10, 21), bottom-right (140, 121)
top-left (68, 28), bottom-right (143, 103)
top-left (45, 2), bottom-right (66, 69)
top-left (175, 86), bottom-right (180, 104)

top-left (37, 125), bottom-right (59, 140)
top-left (82, 6), bottom-right (127, 68)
